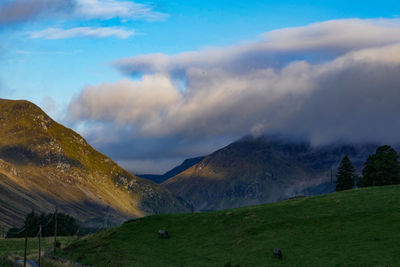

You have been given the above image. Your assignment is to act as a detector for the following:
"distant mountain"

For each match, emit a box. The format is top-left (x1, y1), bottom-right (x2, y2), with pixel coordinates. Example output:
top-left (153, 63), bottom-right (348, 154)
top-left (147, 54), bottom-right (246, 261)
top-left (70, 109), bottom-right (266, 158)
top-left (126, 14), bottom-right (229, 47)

top-left (137, 157), bottom-right (204, 184)
top-left (0, 99), bottom-right (189, 229)
top-left (162, 135), bottom-right (379, 211)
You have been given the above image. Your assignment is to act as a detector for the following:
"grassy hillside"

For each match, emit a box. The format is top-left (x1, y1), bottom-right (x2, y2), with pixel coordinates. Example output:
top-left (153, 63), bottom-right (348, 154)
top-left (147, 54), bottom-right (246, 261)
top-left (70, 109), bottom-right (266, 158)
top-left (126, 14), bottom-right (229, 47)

top-left (0, 237), bottom-right (74, 267)
top-left (56, 185), bottom-right (400, 266)
top-left (0, 99), bottom-right (188, 228)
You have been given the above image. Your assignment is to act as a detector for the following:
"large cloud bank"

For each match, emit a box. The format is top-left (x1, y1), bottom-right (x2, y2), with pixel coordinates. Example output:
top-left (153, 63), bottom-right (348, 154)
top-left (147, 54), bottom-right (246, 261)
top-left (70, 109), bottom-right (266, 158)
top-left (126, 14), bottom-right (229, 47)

top-left (70, 19), bottom-right (400, 143)
top-left (69, 19), bottom-right (400, 172)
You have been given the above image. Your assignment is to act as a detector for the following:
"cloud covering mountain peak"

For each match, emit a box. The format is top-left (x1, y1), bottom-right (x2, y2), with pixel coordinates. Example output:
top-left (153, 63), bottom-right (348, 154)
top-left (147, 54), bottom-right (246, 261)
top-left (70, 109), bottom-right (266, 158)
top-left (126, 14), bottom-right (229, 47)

top-left (68, 18), bottom-right (400, 172)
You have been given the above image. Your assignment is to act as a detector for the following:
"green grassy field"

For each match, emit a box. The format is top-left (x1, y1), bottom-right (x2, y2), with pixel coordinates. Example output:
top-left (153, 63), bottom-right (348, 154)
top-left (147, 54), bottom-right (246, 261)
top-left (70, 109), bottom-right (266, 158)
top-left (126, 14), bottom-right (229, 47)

top-left (0, 237), bottom-right (74, 267)
top-left (48, 185), bottom-right (400, 267)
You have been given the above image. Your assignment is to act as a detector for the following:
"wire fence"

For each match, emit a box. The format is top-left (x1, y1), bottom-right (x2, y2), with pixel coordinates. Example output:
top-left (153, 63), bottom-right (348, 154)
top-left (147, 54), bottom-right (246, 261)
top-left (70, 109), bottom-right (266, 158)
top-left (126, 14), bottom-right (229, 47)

top-left (12, 226), bottom-right (26, 235)
top-left (41, 212), bottom-right (55, 229)
top-left (5, 206), bottom-right (114, 240)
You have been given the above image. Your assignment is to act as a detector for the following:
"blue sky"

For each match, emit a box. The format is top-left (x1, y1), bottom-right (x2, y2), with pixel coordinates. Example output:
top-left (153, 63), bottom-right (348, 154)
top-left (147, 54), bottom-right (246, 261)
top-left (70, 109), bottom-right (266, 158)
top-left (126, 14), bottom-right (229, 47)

top-left (1, 0), bottom-right (400, 173)
top-left (2, 0), bottom-right (399, 107)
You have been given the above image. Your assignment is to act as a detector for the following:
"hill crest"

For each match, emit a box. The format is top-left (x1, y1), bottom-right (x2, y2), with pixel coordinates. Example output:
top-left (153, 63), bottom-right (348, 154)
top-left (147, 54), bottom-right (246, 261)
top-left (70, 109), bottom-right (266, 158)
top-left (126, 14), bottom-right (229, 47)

top-left (0, 99), bottom-right (188, 228)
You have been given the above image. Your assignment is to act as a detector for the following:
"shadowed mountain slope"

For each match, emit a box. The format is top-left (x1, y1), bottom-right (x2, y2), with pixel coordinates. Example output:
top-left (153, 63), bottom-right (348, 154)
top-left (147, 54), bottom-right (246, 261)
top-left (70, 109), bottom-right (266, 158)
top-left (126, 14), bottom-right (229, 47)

top-left (138, 156), bottom-right (205, 184)
top-left (163, 136), bottom-right (378, 211)
top-left (0, 99), bottom-right (188, 229)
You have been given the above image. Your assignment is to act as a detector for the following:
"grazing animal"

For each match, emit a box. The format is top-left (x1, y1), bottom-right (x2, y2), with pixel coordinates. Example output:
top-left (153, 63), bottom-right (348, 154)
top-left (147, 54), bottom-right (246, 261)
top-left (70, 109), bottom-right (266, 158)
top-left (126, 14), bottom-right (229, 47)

top-left (158, 229), bottom-right (170, 239)
top-left (273, 248), bottom-right (283, 259)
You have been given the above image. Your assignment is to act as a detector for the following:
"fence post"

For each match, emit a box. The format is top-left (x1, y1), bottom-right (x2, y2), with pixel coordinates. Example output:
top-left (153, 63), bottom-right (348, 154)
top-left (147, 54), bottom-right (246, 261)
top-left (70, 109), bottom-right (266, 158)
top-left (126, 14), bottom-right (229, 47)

top-left (38, 224), bottom-right (42, 267)
top-left (24, 229), bottom-right (27, 267)
top-left (54, 207), bottom-right (58, 253)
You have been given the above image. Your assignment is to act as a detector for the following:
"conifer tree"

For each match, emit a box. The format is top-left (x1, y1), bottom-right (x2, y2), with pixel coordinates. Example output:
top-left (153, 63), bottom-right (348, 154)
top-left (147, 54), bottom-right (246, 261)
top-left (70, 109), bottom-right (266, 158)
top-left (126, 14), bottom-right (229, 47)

top-left (336, 156), bottom-right (355, 191)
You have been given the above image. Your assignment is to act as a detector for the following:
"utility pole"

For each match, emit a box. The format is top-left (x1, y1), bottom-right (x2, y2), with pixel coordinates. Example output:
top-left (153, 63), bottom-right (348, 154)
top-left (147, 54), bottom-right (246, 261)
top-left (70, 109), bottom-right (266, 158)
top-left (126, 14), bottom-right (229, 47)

top-left (330, 169), bottom-right (333, 192)
top-left (54, 207), bottom-right (58, 254)
top-left (38, 225), bottom-right (42, 267)
top-left (24, 229), bottom-right (27, 267)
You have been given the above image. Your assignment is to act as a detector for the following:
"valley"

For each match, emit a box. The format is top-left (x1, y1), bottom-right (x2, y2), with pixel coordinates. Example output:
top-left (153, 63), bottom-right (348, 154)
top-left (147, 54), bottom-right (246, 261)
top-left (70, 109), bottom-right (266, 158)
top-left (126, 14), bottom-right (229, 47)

top-left (2, 3), bottom-right (400, 266)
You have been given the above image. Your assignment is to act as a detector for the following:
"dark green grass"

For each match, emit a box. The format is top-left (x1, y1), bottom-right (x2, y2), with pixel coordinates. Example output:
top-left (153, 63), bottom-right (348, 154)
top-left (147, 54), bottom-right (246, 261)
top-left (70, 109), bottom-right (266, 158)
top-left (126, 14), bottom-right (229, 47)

top-left (41, 186), bottom-right (400, 266)
top-left (0, 237), bottom-right (74, 267)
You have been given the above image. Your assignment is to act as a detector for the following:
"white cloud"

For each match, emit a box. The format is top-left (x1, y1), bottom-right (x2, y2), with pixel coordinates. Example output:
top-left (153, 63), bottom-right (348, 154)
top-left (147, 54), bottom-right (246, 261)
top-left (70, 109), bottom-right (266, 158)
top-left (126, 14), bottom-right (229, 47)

top-left (69, 19), bottom-right (400, 162)
top-left (115, 19), bottom-right (400, 76)
top-left (15, 50), bottom-right (31, 55)
top-left (28, 26), bottom-right (134, 39)
top-left (74, 0), bottom-right (167, 21)
top-left (69, 75), bottom-right (180, 123)
top-left (0, 0), bottom-right (167, 26)
top-left (261, 19), bottom-right (400, 51)
top-left (0, 0), bottom-right (74, 26)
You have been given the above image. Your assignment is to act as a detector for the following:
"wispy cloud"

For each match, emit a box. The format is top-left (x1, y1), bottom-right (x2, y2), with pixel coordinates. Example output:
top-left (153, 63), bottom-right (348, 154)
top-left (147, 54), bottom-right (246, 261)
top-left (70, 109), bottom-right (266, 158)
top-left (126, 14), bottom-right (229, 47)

top-left (0, 0), bottom-right (75, 26)
top-left (0, 0), bottom-right (167, 26)
top-left (115, 19), bottom-right (400, 76)
top-left (74, 0), bottom-right (168, 21)
top-left (15, 50), bottom-right (31, 55)
top-left (28, 27), bottom-right (134, 39)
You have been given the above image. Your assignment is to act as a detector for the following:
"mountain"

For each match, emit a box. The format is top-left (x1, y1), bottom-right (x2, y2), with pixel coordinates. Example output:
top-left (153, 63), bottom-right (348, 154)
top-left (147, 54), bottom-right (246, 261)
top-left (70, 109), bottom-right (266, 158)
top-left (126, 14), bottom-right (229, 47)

top-left (137, 156), bottom-right (205, 184)
top-left (0, 99), bottom-right (188, 229)
top-left (162, 135), bottom-right (378, 211)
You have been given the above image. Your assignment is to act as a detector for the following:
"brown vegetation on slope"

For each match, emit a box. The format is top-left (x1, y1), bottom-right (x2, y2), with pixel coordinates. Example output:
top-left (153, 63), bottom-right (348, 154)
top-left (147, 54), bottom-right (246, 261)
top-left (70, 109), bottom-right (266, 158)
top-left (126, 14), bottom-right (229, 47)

top-left (0, 99), bottom-right (188, 229)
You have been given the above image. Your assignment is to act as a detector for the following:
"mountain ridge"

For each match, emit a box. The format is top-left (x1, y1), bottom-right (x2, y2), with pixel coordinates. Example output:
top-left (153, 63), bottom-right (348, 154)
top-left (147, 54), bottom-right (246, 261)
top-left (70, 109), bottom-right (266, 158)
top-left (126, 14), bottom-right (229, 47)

top-left (0, 99), bottom-right (188, 228)
top-left (137, 156), bottom-right (205, 184)
top-left (162, 135), bottom-right (380, 211)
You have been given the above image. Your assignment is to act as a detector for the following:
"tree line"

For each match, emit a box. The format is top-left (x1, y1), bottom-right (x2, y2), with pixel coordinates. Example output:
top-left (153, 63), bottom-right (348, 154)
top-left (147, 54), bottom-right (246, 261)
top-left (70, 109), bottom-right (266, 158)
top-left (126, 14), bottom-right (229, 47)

top-left (6, 210), bottom-right (79, 238)
top-left (336, 145), bottom-right (400, 191)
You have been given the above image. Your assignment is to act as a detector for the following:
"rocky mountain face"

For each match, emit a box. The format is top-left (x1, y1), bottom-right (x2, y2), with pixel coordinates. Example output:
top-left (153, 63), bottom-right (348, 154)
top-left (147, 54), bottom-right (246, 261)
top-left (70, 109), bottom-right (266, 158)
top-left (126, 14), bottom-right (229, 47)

top-left (0, 99), bottom-right (188, 229)
top-left (162, 136), bottom-right (379, 211)
top-left (138, 156), bottom-right (205, 184)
